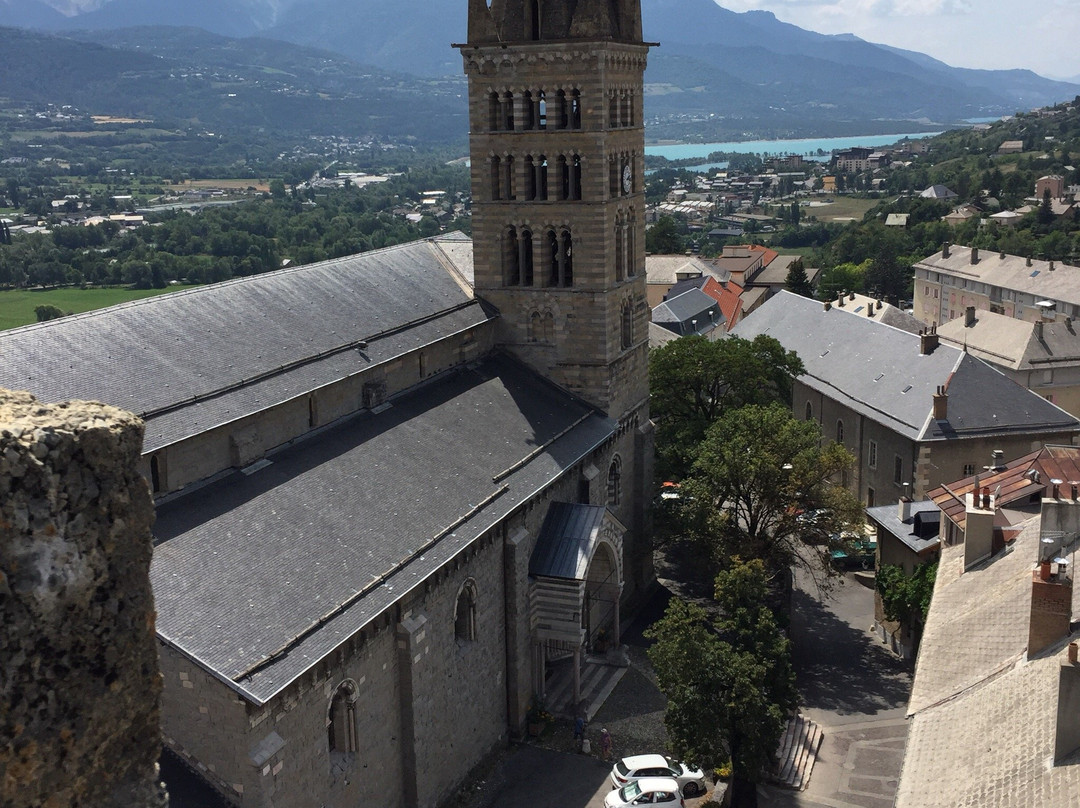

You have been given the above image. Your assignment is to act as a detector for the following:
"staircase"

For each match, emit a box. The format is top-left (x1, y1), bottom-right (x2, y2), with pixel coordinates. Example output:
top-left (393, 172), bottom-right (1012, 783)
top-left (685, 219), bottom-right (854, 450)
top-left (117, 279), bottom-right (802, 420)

top-left (771, 714), bottom-right (822, 790)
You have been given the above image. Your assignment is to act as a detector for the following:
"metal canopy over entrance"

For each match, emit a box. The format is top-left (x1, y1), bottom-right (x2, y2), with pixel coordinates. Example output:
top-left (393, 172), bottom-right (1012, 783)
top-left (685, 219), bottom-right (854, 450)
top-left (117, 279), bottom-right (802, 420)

top-left (529, 502), bottom-right (626, 713)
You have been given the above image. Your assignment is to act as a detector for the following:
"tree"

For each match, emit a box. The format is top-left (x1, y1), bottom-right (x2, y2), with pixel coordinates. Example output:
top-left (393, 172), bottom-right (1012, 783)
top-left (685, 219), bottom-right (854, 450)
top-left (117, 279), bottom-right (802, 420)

top-left (34, 304), bottom-right (66, 322)
top-left (876, 561), bottom-right (938, 651)
top-left (679, 403), bottom-right (865, 582)
top-left (865, 246), bottom-right (907, 305)
top-left (783, 257), bottom-right (814, 298)
top-left (649, 335), bottom-right (805, 481)
top-left (1038, 188), bottom-right (1055, 226)
top-left (647, 559), bottom-right (798, 807)
top-left (646, 215), bottom-right (686, 254)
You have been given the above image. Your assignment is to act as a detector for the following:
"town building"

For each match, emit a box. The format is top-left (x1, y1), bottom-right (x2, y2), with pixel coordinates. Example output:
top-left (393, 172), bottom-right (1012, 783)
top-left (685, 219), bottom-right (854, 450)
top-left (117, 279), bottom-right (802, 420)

top-left (732, 291), bottom-right (1080, 505)
top-left (913, 244), bottom-right (1080, 328)
top-left (0, 2), bottom-right (654, 807)
top-left (897, 450), bottom-right (1080, 806)
top-left (937, 307), bottom-right (1080, 417)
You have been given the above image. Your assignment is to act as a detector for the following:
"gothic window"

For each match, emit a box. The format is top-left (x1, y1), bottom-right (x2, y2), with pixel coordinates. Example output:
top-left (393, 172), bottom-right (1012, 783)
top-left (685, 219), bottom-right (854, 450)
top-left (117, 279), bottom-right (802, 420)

top-left (520, 228), bottom-right (534, 286)
top-left (570, 90), bottom-right (581, 129)
top-left (836, 420), bottom-right (844, 444)
top-left (571, 155), bottom-right (582, 200)
top-left (607, 456), bottom-right (622, 505)
top-left (621, 299), bottom-right (633, 349)
top-left (327, 681), bottom-right (358, 758)
top-left (527, 0), bottom-right (541, 40)
top-left (543, 310), bottom-right (554, 342)
top-left (523, 91), bottom-right (535, 130)
top-left (454, 580), bottom-right (477, 642)
top-left (805, 401), bottom-right (813, 421)
top-left (504, 226), bottom-right (519, 285)
top-left (530, 310), bottom-right (542, 342)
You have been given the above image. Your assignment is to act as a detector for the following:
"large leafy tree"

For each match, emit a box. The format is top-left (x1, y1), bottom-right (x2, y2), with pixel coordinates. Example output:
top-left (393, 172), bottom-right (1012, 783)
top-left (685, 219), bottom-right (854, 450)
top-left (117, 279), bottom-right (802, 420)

top-left (679, 403), bottom-right (864, 583)
top-left (649, 335), bottom-right (804, 481)
top-left (647, 558), bottom-right (798, 807)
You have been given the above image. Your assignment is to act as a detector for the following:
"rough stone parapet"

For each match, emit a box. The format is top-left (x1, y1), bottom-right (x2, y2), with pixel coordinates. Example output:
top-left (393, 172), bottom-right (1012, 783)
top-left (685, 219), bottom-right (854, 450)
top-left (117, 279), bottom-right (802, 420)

top-left (0, 390), bottom-right (167, 808)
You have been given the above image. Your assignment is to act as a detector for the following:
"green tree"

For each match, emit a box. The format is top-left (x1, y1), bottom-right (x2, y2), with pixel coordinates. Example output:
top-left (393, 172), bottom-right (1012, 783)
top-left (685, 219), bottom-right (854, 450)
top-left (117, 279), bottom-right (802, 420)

top-left (783, 257), bottom-right (814, 298)
top-left (647, 558), bottom-right (798, 807)
top-left (34, 304), bottom-right (66, 322)
top-left (646, 215), bottom-right (687, 254)
top-left (269, 179), bottom-right (287, 201)
top-left (649, 336), bottom-right (805, 481)
top-left (865, 246), bottom-right (908, 305)
top-left (876, 561), bottom-right (938, 651)
top-left (680, 403), bottom-right (865, 580)
top-left (1038, 188), bottom-right (1055, 226)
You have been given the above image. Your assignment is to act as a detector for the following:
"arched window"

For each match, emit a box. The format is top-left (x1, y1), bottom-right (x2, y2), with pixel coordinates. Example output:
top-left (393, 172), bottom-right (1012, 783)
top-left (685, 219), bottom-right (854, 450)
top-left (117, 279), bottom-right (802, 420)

top-left (562, 229), bottom-right (573, 287)
top-left (805, 401), bottom-right (813, 421)
top-left (455, 580), bottom-right (477, 641)
top-left (490, 156), bottom-right (501, 200)
top-left (503, 154), bottom-right (515, 200)
top-left (327, 681), bottom-right (358, 758)
top-left (520, 228), bottom-right (534, 286)
top-left (502, 91), bottom-right (514, 131)
top-left (626, 212), bottom-right (636, 276)
top-left (614, 214), bottom-right (625, 282)
top-left (607, 456), bottom-right (622, 506)
top-left (556, 89), bottom-right (568, 129)
top-left (525, 155), bottom-right (537, 200)
top-left (543, 310), bottom-right (554, 343)
top-left (504, 226), bottom-right (519, 285)
top-left (523, 90), bottom-right (535, 130)
top-left (536, 155), bottom-right (548, 200)
top-left (621, 299), bottom-right (633, 349)
top-left (529, 310), bottom-right (542, 342)
top-left (547, 229), bottom-right (559, 287)
top-left (150, 454), bottom-right (162, 493)
top-left (570, 90), bottom-right (581, 129)
top-left (538, 91), bottom-right (547, 130)
top-left (527, 0), bottom-right (541, 40)
top-left (488, 91), bottom-right (500, 131)
top-left (571, 155), bottom-right (582, 200)
top-left (836, 420), bottom-right (845, 444)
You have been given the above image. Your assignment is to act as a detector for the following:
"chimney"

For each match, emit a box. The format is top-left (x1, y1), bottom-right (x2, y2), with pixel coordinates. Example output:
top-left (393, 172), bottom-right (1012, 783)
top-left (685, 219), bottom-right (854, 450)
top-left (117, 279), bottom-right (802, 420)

top-left (932, 385), bottom-right (948, 420)
top-left (849, 291), bottom-right (856, 301)
top-left (898, 495), bottom-right (913, 522)
top-left (823, 300), bottom-right (831, 311)
top-left (1050, 260), bottom-right (1056, 272)
top-left (921, 327), bottom-right (940, 355)
top-left (876, 299), bottom-right (883, 311)
top-left (1000, 250), bottom-right (1006, 259)
top-left (837, 293), bottom-right (845, 308)
top-left (1027, 255), bottom-right (1034, 267)
top-left (942, 241), bottom-right (951, 259)
top-left (963, 489), bottom-right (994, 570)
top-left (867, 305), bottom-right (874, 317)
top-left (1035, 320), bottom-right (1045, 341)
top-left (1031, 497), bottom-right (1080, 657)
top-left (965, 306), bottom-right (976, 327)
top-left (990, 448), bottom-right (1005, 471)
top-left (970, 247), bottom-right (979, 264)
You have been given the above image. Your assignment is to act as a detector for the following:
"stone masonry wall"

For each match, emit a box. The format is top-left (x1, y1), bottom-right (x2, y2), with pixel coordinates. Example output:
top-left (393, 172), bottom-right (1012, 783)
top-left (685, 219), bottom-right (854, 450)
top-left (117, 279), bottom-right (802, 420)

top-left (0, 390), bottom-right (167, 808)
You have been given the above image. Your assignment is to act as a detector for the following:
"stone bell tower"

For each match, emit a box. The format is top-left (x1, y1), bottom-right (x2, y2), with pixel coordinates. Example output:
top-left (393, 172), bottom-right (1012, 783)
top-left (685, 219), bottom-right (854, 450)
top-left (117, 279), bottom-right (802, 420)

top-left (457, 0), bottom-right (651, 423)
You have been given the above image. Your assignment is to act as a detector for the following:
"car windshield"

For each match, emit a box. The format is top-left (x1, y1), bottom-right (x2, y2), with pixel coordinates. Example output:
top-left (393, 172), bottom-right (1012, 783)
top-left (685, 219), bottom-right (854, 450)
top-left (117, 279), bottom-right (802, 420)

top-left (616, 761), bottom-right (631, 776)
top-left (621, 781), bottom-right (642, 800)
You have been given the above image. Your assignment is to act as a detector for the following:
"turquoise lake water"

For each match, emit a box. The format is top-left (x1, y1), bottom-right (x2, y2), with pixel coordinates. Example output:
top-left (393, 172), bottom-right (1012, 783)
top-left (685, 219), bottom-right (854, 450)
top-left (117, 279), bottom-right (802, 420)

top-left (645, 132), bottom-right (943, 162)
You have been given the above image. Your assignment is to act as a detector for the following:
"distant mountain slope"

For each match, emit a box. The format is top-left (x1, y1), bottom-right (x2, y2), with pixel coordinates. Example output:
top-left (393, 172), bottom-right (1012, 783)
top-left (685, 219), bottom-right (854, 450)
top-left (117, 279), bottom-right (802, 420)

top-left (0, 26), bottom-right (467, 142)
top-left (4, 0), bottom-right (1079, 131)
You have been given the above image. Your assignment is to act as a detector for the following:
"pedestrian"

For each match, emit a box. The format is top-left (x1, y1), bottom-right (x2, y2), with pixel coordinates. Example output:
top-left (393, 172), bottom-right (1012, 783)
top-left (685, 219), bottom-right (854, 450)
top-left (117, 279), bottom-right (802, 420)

top-left (573, 715), bottom-right (586, 746)
top-left (599, 727), bottom-right (612, 761)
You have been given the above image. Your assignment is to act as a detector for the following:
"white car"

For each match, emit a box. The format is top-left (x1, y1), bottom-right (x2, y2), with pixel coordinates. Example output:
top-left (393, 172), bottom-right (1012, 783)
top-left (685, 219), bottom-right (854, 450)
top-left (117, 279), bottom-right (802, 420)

top-left (603, 777), bottom-right (685, 807)
top-left (610, 754), bottom-right (707, 798)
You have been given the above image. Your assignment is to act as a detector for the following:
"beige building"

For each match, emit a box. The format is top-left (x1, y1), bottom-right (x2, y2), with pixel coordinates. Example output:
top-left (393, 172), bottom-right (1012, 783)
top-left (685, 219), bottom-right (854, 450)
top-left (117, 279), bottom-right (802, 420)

top-left (898, 470), bottom-right (1080, 806)
top-left (913, 244), bottom-right (1080, 327)
top-left (937, 307), bottom-right (1080, 418)
top-left (0, 3), bottom-right (655, 807)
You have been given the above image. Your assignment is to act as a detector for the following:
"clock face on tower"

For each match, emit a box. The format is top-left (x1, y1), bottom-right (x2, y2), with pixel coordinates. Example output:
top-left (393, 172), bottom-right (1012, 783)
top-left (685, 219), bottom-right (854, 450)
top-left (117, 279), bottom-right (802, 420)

top-left (622, 163), bottom-right (632, 194)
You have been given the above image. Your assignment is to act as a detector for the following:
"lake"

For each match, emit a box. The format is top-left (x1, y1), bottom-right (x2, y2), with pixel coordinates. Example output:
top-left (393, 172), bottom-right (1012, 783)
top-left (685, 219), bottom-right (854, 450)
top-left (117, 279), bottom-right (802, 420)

top-left (645, 132), bottom-right (943, 163)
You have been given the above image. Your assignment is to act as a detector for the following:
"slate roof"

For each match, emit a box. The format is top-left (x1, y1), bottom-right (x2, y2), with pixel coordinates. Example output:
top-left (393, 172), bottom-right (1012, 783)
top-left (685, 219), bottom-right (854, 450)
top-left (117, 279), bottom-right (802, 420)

top-left (866, 501), bottom-right (941, 555)
top-left (732, 291), bottom-right (1080, 442)
top-left (0, 234), bottom-right (482, 453)
top-left (896, 515), bottom-right (1080, 807)
top-left (830, 292), bottom-right (923, 335)
top-left (151, 355), bottom-right (615, 704)
top-left (530, 502), bottom-right (619, 580)
top-left (651, 288), bottom-right (723, 333)
top-left (644, 255), bottom-right (730, 286)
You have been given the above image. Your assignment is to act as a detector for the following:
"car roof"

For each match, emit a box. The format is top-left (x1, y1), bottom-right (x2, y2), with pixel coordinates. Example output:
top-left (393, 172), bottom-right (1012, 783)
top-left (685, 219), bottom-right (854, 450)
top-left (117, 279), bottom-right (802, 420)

top-left (622, 754), bottom-right (669, 769)
top-left (635, 777), bottom-right (681, 791)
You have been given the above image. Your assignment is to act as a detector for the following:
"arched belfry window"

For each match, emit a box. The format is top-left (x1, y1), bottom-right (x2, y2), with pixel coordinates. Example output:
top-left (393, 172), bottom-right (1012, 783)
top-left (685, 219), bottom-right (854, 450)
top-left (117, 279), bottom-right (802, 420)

top-left (327, 680), bottom-right (359, 758)
top-left (608, 456), bottom-right (622, 506)
top-left (570, 90), bottom-right (581, 129)
top-left (455, 580), bottom-right (478, 641)
top-left (527, 0), bottom-right (541, 40)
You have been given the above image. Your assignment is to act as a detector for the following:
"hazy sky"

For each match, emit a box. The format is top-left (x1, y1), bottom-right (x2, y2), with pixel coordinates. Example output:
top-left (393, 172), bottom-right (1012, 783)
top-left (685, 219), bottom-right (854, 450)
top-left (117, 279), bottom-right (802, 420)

top-left (718, 0), bottom-right (1080, 80)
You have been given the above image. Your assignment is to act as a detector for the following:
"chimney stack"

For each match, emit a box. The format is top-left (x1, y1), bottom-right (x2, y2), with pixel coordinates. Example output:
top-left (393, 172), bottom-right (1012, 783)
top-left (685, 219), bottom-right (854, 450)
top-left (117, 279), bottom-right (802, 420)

top-left (1035, 320), bottom-right (1045, 341)
top-left (964, 488), bottom-right (994, 570)
top-left (898, 494), bottom-right (912, 522)
top-left (990, 448), bottom-right (1005, 471)
top-left (849, 291), bottom-right (855, 301)
top-left (971, 247), bottom-right (980, 265)
top-left (965, 306), bottom-right (976, 327)
top-left (876, 299), bottom-right (883, 311)
top-left (1050, 260), bottom-right (1056, 272)
top-left (823, 300), bottom-right (832, 311)
top-left (1000, 250), bottom-right (1006, 259)
top-left (837, 293), bottom-right (845, 308)
top-left (1027, 255), bottom-right (1033, 267)
top-left (942, 241), bottom-right (951, 259)
top-left (932, 385), bottom-right (948, 420)
top-left (867, 305), bottom-right (874, 317)
top-left (921, 326), bottom-right (940, 355)
top-left (1028, 562), bottom-right (1072, 657)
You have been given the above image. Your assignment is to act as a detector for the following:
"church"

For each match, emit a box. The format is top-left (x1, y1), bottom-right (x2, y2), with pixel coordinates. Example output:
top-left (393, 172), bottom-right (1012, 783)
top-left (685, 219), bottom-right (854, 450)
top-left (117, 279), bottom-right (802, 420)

top-left (0, 2), bottom-right (654, 806)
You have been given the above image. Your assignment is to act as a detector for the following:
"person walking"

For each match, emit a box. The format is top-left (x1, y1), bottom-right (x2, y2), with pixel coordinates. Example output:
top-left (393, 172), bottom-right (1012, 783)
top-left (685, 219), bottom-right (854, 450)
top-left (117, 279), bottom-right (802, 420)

top-left (599, 728), bottom-right (612, 761)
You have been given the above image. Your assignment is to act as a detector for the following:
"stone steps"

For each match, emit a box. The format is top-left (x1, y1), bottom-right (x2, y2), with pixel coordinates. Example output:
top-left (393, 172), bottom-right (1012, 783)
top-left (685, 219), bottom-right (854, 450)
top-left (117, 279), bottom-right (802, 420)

top-left (771, 714), bottom-right (822, 790)
top-left (544, 651), bottom-right (629, 720)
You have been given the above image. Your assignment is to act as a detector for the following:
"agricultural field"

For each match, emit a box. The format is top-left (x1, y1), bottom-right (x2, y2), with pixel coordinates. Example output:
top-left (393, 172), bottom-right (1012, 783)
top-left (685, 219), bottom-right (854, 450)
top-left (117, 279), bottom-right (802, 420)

top-left (805, 195), bottom-right (879, 222)
top-left (0, 285), bottom-right (198, 331)
top-left (166, 178), bottom-right (272, 193)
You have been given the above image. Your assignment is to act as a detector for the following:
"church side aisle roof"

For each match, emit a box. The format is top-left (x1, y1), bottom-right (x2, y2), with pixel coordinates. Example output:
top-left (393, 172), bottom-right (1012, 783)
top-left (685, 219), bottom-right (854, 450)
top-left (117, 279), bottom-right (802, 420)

top-left (0, 234), bottom-right (481, 452)
top-left (151, 354), bottom-right (616, 704)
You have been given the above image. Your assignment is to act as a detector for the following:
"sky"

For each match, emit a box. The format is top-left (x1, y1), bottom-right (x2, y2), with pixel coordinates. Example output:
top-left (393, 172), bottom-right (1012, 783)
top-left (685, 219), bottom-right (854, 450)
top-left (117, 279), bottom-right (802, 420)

top-left (717, 0), bottom-right (1080, 81)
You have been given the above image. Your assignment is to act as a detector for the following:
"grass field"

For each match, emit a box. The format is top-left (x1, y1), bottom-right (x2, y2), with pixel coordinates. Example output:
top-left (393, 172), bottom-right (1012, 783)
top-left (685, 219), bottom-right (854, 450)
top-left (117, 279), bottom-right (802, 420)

top-left (0, 285), bottom-right (198, 331)
top-left (166, 179), bottom-right (271, 192)
top-left (804, 195), bottom-right (879, 222)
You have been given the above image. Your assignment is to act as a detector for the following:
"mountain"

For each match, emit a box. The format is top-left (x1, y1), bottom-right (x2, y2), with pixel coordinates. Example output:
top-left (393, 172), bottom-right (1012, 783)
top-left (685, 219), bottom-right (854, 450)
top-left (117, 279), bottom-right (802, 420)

top-left (0, 25), bottom-right (467, 142)
top-left (4, 0), bottom-right (1079, 136)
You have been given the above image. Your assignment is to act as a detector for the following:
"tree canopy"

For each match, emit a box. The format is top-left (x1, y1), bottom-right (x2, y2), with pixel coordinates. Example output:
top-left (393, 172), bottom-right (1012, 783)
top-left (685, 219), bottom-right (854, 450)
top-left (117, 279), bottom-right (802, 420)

top-left (646, 558), bottom-right (797, 807)
top-left (678, 403), bottom-right (865, 582)
top-left (649, 335), bottom-right (805, 481)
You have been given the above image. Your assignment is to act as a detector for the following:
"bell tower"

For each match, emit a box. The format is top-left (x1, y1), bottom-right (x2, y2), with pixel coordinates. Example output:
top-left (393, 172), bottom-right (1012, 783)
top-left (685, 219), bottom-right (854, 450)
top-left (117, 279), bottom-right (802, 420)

top-left (457, 0), bottom-right (651, 423)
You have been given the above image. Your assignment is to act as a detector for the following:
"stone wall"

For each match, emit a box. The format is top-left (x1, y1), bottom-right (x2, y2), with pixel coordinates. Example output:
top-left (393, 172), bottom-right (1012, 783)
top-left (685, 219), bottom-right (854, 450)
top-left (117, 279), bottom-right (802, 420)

top-left (0, 390), bottom-right (167, 808)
